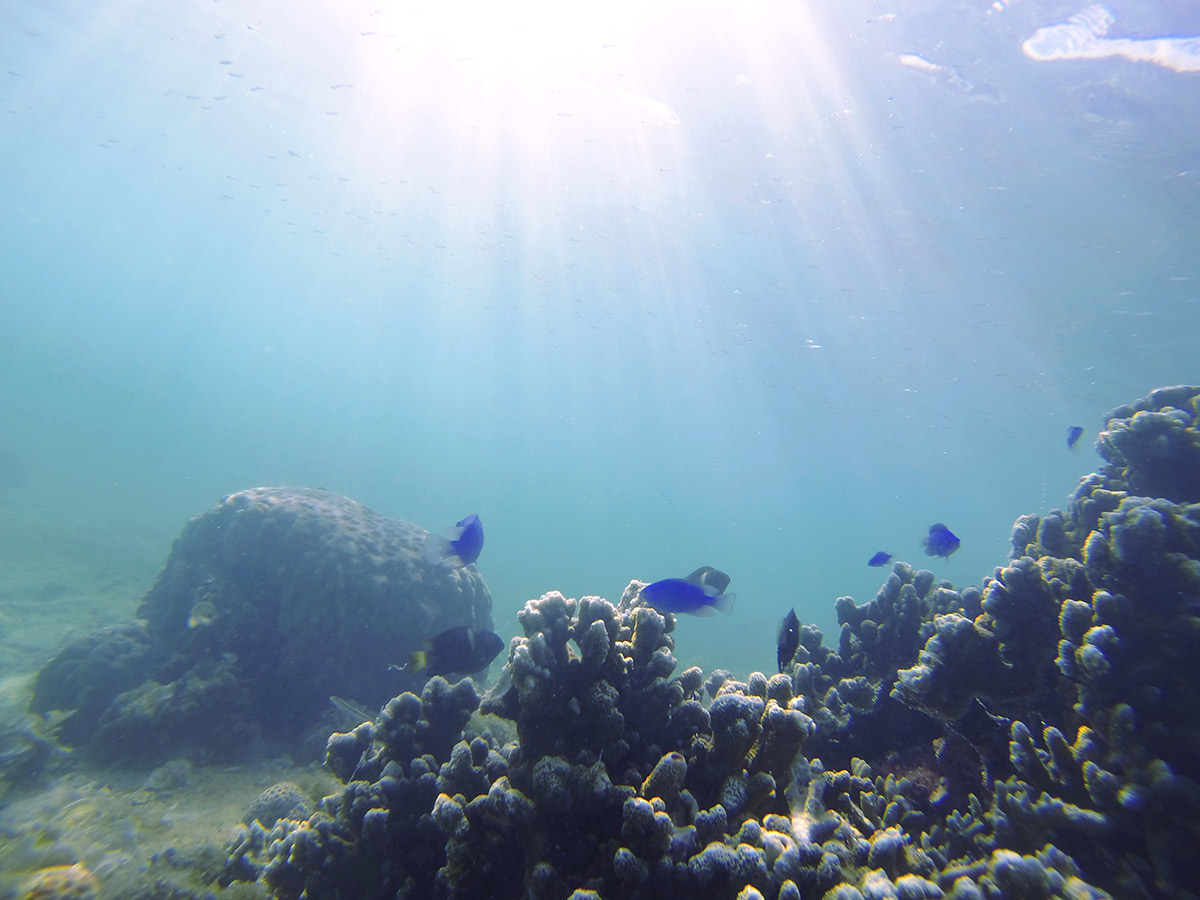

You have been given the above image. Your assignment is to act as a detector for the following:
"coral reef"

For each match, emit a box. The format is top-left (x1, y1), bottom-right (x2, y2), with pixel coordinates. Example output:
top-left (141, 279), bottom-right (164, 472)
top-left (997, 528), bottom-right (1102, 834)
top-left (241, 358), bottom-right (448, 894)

top-left (244, 783), bottom-right (315, 828)
top-left (224, 589), bottom-right (817, 899)
top-left (895, 385), bottom-right (1200, 897)
top-left (29, 621), bottom-right (155, 747)
top-left (31, 488), bottom-right (493, 763)
top-left (1094, 384), bottom-right (1200, 502)
top-left (20, 863), bottom-right (100, 900)
top-left (211, 385), bottom-right (1197, 899)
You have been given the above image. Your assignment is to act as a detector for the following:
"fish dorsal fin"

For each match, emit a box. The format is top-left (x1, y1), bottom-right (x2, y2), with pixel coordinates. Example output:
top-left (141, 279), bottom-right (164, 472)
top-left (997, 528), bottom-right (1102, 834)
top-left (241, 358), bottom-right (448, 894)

top-left (684, 566), bottom-right (731, 597)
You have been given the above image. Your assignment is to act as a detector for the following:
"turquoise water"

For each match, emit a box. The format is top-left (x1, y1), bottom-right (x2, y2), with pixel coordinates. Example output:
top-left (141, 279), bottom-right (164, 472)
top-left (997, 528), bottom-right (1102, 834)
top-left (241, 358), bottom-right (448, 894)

top-left (2, 0), bottom-right (1198, 682)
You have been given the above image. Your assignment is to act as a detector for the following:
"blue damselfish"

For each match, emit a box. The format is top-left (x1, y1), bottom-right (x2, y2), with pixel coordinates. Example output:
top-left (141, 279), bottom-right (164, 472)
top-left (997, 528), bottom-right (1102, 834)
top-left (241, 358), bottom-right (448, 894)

top-left (923, 523), bottom-right (960, 559)
top-left (424, 514), bottom-right (485, 568)
top-left (639, 566), bottom-right (735, 617)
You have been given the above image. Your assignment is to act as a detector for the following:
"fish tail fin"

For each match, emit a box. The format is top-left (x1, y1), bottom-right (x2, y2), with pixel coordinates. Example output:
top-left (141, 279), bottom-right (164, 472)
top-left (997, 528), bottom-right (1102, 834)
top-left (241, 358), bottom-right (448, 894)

top-left (424, 534), bottom-right (465, 568)
top-left (409, 650), bottom-right (428, 672)
top-left (713, 591), bottom-right (736, 615)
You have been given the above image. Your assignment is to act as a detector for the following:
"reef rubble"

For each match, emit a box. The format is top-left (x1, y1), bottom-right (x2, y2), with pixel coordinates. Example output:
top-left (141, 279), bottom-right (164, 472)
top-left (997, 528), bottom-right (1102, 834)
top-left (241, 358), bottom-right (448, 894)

top-left (118, 387), bottom-right (1200, 898)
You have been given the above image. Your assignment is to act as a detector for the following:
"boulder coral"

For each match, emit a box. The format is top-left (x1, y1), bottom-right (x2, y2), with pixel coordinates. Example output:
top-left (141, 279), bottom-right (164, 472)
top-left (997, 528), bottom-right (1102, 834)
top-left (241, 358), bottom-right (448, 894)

top-left (31, 487), bottom-right (493, 763)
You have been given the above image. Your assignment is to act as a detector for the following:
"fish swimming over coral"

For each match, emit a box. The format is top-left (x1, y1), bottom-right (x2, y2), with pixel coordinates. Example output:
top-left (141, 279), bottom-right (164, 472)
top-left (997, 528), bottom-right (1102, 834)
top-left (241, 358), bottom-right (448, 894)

top-left (777, 608), bottom-right (800, 673)
top-left (404, 626), bottom-right (504, 677)
top-left (867, 551), bottom-right (893, 567)
top-left (639, 567), bottom-right (735, 616)
top-left (424, 513), bottom-right (484, 568)
top-left (329, 695), bottom-right (375, 727)
top-left (1067, 425), bottom-right (1085, 449)
top-left (923, 523), bottom-right (960, 558)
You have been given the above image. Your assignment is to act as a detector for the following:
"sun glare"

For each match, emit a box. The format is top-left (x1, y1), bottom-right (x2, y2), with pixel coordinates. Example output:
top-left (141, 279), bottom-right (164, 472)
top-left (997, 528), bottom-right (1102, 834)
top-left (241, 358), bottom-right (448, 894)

top-left (372, 0), bottom-right (643, 76)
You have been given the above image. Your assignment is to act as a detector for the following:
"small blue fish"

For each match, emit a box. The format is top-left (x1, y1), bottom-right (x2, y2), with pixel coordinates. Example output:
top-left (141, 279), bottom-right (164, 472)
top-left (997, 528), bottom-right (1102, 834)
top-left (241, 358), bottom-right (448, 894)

top-left (424, 514), bottom-right (484, 568)
top-left (868, 551), bottom-right (893, 567)
top-left (640, 566), bottom-right (735, 617)
top-left (923, 523), bottom-right (960, 559)
top-left (1067, 425), bottom-right (1084, 449)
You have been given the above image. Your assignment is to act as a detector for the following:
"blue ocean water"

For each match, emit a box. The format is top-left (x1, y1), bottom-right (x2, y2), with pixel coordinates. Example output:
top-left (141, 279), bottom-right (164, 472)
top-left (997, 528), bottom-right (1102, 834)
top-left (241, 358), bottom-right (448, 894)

top-left (1, 0), bottom-right (1198, 683)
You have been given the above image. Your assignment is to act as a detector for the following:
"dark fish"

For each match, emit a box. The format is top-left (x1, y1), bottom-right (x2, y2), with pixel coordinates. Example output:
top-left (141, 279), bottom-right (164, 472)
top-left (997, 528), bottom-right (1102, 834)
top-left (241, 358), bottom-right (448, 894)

top-left (407, 626), bottom-right (504, 676)
top-left (1067, 425), bottom-right (1085, 449)
top-left (777, 608), bottom-right (800, 673)
top-left (640, 567), bottom-right (735, 616)
top-left (868, 551), bottom-right (893, 567)
top-left (923, 523), bottom-right (961, 559)
top-left (424, 513), bottom-right (484, 568)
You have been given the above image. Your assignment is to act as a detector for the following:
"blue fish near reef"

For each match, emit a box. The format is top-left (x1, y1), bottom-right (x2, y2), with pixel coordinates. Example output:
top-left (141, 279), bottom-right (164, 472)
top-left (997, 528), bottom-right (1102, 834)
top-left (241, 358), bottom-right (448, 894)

top-left (1067, 425), bottom-right (1085, 449)
top-left (640, 566), bottom-right (735, 616)
top-left (424, 514), bottom-right (484, 568)
top-left (923, 523), bottom-right (960, 559)
top-left (868, 551), bottom-right (892, 567)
